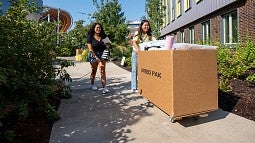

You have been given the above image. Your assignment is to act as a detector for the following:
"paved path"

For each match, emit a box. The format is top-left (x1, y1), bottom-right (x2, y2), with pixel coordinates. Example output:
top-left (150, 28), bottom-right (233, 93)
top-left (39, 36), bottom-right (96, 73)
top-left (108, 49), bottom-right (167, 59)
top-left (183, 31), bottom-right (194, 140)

top-left (50, 58), bottom-right (255, 143)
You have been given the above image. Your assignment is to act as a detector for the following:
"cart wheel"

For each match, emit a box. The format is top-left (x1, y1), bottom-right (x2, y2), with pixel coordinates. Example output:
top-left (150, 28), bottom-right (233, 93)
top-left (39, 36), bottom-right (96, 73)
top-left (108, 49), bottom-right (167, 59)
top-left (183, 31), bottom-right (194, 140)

top-left (169, 117), bottom-right (175, 123)
top-left (199, 113), bottom-right (208, 118)
top-left (192, 115), bottom-right (199, 120)
top-left (168, 116), bottom-right (182, 123)
top-left (146, 101), bottom-right (154, 107)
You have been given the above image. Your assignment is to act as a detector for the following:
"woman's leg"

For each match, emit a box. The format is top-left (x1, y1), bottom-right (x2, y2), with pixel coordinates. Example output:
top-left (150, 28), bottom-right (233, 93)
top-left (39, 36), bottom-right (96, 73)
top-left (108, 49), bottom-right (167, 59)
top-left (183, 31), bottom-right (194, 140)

top-left (99, 60), bottom-right (106, 87)
top-left (131, 51), bottom-right (137, 91)
top-left (90, 62), bottom-right (99, 85)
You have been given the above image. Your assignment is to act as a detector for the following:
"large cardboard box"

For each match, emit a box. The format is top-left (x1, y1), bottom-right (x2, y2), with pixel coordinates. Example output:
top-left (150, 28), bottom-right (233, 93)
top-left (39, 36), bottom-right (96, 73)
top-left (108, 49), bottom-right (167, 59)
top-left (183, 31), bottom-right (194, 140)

top-left (138, 50), bottom-right (218, 119)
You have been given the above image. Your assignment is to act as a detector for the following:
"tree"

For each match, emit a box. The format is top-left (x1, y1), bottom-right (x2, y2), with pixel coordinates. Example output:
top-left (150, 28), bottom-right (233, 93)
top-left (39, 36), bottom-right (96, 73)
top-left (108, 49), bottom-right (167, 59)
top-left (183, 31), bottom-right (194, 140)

top-left (92, 0), bottom-right (129, 45)
top-left (69, 20), bottom-right (88, 48)
top-left (56, 20), bottom-right (90, 56)
top-left (145, 0), bottom-right (164, 38)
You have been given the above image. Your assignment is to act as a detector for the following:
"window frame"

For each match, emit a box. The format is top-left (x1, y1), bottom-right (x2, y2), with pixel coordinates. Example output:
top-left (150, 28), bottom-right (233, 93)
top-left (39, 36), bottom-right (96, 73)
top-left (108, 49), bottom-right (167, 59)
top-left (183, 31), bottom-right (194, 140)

top-left (174, 33), bottom-right (177, 42)
top-left (171, 0), bottom-right (176, 21)
top-left (184, 0), bottom-right (191, 12)
top-left (196, 0), bottom-right (202, 4)
top-left (176, 0), bottom-right (182, 17)
top-left (222, 10), bottom-right (238, 45)
top-left (180, 30), bottom-right (185, 43)
top-left (202, 20), bottom-right (211, 45)
top-left (189, 26), bottom-right (195, 44)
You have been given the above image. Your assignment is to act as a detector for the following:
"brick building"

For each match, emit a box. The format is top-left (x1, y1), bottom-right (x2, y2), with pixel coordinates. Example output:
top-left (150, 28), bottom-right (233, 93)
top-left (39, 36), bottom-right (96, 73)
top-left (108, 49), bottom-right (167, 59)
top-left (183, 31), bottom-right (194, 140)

top-left (160, 0), bottom-right (255, 45)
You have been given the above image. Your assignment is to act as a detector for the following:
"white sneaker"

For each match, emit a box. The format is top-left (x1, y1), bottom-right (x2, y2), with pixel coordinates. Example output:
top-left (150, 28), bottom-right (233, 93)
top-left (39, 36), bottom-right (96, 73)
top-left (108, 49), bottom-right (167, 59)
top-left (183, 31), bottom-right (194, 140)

top-left (91, 85), bottom-right (98, 90)
top-left (132, 89), bottom-right (138, 93)
top-left (102, 87), bottom-right (110, 94)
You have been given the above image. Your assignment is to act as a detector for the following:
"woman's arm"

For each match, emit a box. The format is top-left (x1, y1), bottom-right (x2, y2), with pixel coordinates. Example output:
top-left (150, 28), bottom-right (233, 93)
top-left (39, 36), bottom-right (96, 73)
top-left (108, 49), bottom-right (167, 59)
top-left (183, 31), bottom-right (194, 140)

top-left (132, 40), bottom-right (140, 53)
top-left (87, 43), bottom-right (100, 61)
top-left (87, 35), bottom-right (100, 61)
top-left (132, 31), bottom-right (140, 53)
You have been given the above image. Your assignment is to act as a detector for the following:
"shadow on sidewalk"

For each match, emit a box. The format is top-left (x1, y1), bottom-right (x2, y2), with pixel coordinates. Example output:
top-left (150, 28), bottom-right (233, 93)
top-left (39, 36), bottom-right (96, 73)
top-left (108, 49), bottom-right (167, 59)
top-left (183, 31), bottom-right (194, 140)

top-left (51, 75), bottom-right (154, 142)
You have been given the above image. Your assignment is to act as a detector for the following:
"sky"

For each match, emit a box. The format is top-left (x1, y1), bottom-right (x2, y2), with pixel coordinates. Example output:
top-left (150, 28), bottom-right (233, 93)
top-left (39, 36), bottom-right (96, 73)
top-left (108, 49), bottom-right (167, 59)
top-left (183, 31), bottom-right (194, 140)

top-left (43, 0), bottom-right (146, 29)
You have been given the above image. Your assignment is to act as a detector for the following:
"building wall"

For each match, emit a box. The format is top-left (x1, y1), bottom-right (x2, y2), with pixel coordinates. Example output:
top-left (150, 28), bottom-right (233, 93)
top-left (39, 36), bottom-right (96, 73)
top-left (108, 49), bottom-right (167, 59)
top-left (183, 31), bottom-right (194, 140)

top-left (0, 0), bottom-right (43, 20)
top-left (160, 0), bottom-right (240, 36)
top-left (184, 28), bottom-right (189, 43)
top-left (0, 0), bottom-right (72, 32)
top-left (127, 21), bottom-right (140, 45)
top-left (0, 0), bottom-right (43, 13)
top-left (210, 16), bottom-right (221, 43)
top-left (238, 0), bottom-right (255, 42)
top-left (194, 22), bottom-right (202, 43)
top-left (41, 7), bottom-right (73, 32)
top-left (160, 0), bottom-right (255, 45)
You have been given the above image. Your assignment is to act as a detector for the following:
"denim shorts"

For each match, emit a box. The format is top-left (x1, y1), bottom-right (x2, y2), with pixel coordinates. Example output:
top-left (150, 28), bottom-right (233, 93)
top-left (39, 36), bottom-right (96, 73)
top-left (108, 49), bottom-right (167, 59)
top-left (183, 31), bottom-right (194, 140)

top-left (89, 51), bottom-right (103, 63)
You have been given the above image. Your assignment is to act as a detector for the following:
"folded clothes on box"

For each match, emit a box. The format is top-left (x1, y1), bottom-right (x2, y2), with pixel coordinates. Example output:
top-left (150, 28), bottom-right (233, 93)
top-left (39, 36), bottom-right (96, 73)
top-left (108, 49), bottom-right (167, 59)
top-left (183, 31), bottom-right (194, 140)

top-left (139, 40), bottom-right (166, 51)
top-left (138, 40), bottom-right (217, 51)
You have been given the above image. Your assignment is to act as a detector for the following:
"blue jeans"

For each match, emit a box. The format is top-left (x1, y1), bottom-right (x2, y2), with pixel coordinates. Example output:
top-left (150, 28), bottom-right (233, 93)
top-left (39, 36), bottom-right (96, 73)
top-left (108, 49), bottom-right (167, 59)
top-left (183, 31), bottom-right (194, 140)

top-left (131, 51), bottom-right (137, 90)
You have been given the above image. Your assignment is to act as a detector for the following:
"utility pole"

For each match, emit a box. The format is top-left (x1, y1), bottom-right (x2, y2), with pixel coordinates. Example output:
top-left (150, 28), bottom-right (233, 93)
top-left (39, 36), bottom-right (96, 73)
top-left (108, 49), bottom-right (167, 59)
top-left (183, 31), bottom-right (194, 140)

top-left (57, 8), bottom-right (60, 45)
top-left (47, 13), bottom-right (50, 22)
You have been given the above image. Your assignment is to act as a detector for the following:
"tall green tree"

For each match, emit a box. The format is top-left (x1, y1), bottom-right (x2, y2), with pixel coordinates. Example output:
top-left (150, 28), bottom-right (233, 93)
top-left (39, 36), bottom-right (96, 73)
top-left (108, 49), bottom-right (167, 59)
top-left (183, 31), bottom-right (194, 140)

top-left (69, 20), bottom-right (88, 48)
top-left (145, 0), bottom-right (164, 38)
top-left (92, 0), bottom-right (129, 45)
top-left (57, 20), bottom-right (90, 56)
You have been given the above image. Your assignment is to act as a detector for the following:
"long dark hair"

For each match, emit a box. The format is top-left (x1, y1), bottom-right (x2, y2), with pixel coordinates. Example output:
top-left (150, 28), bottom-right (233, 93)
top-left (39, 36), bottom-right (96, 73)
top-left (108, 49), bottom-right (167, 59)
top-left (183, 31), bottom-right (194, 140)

top-left (135, 19), bottom-right (153, 41)
top-left (87, 22), bottom-right (107, 39)
top-left (138, 19), bottom-right (152, 36)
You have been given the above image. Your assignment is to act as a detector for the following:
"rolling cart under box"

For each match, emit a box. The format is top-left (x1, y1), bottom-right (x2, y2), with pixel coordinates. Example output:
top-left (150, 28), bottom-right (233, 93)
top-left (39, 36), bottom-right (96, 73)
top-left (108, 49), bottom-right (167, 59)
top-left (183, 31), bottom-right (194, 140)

top-left (138, 49), bottom-right (218, 122)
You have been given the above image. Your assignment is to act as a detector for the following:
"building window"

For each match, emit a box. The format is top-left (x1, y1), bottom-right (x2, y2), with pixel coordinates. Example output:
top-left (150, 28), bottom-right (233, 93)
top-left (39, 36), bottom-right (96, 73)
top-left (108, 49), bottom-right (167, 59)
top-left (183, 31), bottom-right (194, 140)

top-left (180, 30), bottom-right (185, 42)
top-left (184, 0), bottom-right (191, 12)
top-left (176, 0), bottom-right (181, 17)
top-left (166, 0), bottom-right (170, 25)
top-left (171, 0), bottom-right (175, 21)
top-left (222, 11), bottom-right (238, 44)
top-left (196, 0), bottom-right (202, 3)
top-left (202, 20), bottom-right (210, 44)
top-left (189, 26), bottom-right (195, 44)
top-left (174, 33), bottom-right (177, 42)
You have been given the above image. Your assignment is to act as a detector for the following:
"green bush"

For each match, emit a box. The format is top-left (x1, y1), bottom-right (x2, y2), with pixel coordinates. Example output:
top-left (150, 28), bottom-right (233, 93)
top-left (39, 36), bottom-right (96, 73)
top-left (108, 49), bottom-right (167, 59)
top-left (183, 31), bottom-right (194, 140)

top-left (123, 46), bottom-right (132, 68)
top-left (217, 37), bottom-right (255, 92)
top-left (0, 0), bottom-right (72, 141)
top-left (246, 74), bottom-right (255, 83)
top-left (57, 33), bottom-right (76, 56)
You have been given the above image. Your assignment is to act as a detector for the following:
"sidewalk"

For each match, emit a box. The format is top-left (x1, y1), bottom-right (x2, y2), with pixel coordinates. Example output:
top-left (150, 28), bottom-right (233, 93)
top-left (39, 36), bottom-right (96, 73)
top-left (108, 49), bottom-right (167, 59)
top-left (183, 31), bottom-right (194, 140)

top-left (50, 59), bottom-right (255, 143)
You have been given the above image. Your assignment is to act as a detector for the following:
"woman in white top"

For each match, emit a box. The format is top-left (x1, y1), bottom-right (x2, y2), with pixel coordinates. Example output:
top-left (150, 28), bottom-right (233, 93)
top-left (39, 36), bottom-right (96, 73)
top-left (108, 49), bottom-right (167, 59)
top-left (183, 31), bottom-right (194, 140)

top-left (131, 20), bottom-right (156, 92)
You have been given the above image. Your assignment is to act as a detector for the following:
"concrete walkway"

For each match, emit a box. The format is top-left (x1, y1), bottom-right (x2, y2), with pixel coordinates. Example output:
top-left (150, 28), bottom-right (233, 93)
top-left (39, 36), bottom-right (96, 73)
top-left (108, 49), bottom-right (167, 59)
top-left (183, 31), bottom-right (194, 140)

top-left (50, 58), bottom-right (255, 143)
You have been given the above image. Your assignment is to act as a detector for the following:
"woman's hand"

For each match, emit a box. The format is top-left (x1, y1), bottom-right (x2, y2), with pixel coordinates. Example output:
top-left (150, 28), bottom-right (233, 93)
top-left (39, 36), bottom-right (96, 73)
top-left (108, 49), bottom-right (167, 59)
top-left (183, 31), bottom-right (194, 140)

top-left (135, 48), bottom-right (139, 54)
top-left (95, 57), bottom-right (100, 62)
top-left (132, 40), bottom-right (139, 54)
top-left (105, 43), bottom-right (111, 49)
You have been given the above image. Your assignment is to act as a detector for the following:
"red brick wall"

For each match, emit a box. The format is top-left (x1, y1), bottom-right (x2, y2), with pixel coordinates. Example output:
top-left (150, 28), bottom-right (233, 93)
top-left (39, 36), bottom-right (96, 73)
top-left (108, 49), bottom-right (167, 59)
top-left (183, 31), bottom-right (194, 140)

top-left (172, 0), bottom-right (255, 44)
top-left (184, 28), bottom-right (189, 43)
top-left (166, 0), bottom-right (255, 44)
top-left (194, 23), bottom-right (201, 44)
top-left (210, 16), bottom-right (221, 43)
top-left (238, 0), bottom-right (255, 42)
